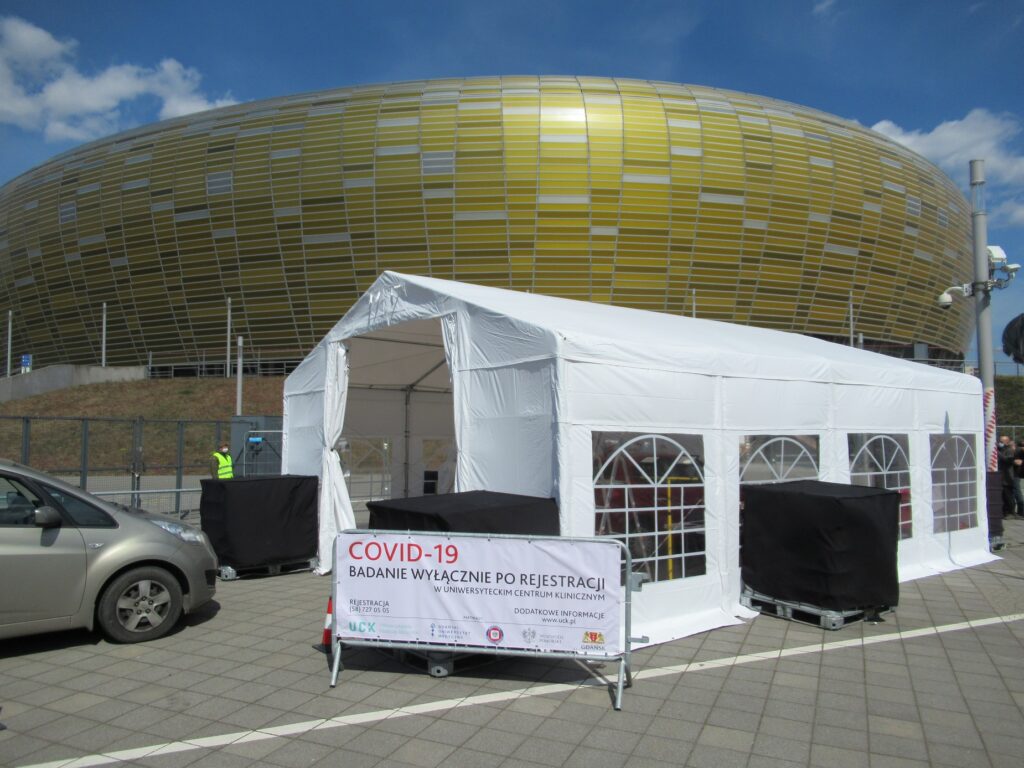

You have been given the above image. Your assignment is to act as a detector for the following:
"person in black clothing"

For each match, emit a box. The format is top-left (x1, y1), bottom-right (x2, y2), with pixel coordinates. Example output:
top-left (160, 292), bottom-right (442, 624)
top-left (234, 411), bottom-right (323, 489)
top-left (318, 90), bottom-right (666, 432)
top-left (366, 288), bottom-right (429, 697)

top-left (998, 435), bottom-right (1017, 518)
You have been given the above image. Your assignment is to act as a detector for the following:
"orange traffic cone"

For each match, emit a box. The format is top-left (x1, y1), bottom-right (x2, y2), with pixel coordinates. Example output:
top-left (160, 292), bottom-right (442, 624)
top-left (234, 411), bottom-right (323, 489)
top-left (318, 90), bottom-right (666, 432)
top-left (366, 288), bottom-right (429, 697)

top-left (314, 596), bottom-right (333, 654)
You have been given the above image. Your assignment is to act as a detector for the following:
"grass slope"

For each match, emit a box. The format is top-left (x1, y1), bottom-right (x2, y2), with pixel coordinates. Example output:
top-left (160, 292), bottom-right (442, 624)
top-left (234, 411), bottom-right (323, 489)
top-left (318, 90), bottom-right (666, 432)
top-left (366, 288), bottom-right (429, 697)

top-left (0, 377), bottom-right (286, 420)
top-left (2, 373), bottom-right (1023, 426)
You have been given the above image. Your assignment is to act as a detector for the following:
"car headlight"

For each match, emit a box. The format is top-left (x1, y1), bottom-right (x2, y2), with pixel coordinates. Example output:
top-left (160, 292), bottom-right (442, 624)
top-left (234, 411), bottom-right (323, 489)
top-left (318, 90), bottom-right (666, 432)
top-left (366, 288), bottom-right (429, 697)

top-left (150, 518), bottom-right (207, 544)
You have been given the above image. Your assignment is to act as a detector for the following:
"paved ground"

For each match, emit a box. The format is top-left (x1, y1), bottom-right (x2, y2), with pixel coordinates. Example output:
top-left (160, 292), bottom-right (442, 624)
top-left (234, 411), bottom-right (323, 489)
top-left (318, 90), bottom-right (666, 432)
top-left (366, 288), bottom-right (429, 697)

top-left (3, 522), bottom-right (1024, 768)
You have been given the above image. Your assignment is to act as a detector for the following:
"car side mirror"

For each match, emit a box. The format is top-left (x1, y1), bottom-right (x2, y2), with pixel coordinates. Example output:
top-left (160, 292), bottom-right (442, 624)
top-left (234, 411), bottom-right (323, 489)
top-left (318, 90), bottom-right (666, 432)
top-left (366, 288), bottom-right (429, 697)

top-left (34, 506), bottom-right (62, 528)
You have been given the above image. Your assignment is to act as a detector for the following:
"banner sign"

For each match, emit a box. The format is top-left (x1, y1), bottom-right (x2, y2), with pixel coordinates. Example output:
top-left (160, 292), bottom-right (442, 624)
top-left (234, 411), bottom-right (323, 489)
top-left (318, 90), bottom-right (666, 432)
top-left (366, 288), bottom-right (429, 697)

top-left (334, 532), bottom-right (623, 656)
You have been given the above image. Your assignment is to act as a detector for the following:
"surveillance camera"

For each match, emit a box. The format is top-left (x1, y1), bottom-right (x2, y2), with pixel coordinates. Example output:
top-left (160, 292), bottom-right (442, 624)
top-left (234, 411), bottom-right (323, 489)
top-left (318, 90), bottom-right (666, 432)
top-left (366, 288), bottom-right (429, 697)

top-left (988, 245), bottom-right (1008, 265)
top-left (936, 292), bottom-right (954, 310)
top-left (1005, 263), bottom-right (1021, 274)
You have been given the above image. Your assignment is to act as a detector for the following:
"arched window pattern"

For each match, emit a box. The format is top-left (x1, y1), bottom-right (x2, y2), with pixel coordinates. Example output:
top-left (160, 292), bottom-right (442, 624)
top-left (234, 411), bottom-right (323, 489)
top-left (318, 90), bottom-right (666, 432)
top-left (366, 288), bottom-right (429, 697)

top-left (930, 434), bottom-right (977, 533)
top-left (849, 434), bottom-right (912, 539)
top-left (593, 432), bottom-right (706, 582)
top-left (740, 436), bottom-right (820, 485)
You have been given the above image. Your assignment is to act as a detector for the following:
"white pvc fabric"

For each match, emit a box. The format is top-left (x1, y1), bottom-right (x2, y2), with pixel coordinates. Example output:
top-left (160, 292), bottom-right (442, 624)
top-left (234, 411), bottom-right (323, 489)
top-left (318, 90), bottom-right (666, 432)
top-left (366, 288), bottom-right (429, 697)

top-left (283, 271), bottom-right (994, 646)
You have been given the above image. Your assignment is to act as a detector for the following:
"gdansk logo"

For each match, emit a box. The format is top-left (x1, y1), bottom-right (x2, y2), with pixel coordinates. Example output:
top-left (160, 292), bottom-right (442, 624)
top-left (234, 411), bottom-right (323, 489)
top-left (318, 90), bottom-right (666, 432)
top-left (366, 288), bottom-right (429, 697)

top-left (582, 630), bottom-right (605, 645)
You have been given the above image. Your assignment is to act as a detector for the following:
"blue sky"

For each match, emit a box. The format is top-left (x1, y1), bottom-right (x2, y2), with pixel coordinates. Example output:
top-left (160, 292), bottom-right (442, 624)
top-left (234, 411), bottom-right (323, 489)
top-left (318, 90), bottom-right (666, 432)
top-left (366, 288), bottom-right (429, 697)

top-left (1, 0), bottom-right (1022, 364)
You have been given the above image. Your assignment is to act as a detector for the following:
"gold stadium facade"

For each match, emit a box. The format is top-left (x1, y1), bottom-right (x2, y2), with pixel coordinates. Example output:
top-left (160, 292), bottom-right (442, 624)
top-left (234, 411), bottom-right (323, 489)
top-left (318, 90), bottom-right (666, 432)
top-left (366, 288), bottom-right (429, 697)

top-left (0, 76), bottom-right (974, 369)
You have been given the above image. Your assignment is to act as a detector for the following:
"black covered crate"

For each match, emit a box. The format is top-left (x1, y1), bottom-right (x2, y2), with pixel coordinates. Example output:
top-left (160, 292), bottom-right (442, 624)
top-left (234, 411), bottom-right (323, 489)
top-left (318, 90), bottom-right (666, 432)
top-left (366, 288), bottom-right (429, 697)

top-left (741, 480), bottom-right (900, 611)
top-left (200, 476), bottom-right (318, 569)
top-left (366, 490), bottom-right (559, 535)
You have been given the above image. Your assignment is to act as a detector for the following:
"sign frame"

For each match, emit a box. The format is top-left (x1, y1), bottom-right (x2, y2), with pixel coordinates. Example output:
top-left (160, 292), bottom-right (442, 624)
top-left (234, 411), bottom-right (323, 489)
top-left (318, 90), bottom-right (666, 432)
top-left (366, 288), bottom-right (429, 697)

top-left (328, 529), bottom-right (642, 710)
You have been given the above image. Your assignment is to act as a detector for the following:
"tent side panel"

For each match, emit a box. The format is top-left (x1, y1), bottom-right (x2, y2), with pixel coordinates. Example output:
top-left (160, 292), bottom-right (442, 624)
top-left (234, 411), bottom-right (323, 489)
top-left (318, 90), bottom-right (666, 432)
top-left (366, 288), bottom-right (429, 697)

top-left (721, 377), bottom-right (830, 431)
top-left (908, 389), bottom-right (994, 575)
top-left (282, 345), bottom-right (328, 476)
top-left (561, 361), bottom-right (741, 644)
top-left (456, 359), bottom-right (557, 499)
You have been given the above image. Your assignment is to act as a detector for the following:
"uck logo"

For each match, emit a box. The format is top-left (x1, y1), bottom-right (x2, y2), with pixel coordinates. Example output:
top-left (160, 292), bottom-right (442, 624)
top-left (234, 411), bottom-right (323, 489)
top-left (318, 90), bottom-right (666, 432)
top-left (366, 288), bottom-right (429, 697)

top-left (348, 620), bottom-right (376, 633)
top-left (485, 626), bottom-right (504, 644)
top-left (582, 631), bottom-right (605, 645)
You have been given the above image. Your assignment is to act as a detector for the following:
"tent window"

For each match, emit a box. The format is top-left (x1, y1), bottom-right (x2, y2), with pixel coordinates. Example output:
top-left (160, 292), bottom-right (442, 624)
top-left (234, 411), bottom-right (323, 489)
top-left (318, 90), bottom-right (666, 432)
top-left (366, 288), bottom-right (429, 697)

top-left (593, 432), bottom-right (706, 583)
top-left (849, 434), bottom-right (912, 539)
top-left (740, 436), bottom-right (820, 485)
top-left (930, 434), bottom-right (977, 533)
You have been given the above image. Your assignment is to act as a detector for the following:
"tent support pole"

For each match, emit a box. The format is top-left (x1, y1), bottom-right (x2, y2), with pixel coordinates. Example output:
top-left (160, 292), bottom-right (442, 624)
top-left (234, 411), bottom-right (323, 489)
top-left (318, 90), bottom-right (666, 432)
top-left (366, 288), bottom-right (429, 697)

top-left (404, 386), bottom-right (412, 497)
top-left (402, 357), bottom-right (449, 498)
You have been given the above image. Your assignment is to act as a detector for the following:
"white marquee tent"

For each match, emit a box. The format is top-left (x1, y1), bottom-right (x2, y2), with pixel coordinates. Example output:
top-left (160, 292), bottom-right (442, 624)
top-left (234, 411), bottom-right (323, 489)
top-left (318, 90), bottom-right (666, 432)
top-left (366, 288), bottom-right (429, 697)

top-left (282, 271), bottom-right (995, 644)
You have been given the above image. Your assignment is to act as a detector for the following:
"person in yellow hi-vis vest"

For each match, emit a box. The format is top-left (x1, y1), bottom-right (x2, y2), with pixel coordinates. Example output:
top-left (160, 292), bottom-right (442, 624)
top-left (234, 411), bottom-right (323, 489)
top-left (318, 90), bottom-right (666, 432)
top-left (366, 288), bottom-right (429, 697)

top-left (210, 442), bottom-right (234, 479)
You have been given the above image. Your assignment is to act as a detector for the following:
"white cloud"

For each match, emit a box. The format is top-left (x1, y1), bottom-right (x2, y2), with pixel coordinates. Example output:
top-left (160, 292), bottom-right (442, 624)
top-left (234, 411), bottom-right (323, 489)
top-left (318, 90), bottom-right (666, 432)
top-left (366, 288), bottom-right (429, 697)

top-left (872, 109), bottom-right (1024, 187)
top-left (813, 0), bottom-right (838, 16)
top-left (0, 16), bottom-right (72, 75)
top-left (872, 109), bottom-right (1024, 229)
top-left (994, 198), bottom-right (1024, 228)
top-left (0, 15), bottom-right (236, 143)
top-left (150, 59), bottom-right (237, 120)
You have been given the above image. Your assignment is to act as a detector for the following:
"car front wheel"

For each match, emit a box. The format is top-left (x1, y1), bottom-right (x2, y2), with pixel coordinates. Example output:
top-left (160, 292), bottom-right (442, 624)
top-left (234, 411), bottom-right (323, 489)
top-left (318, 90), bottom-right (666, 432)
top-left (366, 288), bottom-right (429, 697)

top-left (97, 567), bottom-right (183, 643)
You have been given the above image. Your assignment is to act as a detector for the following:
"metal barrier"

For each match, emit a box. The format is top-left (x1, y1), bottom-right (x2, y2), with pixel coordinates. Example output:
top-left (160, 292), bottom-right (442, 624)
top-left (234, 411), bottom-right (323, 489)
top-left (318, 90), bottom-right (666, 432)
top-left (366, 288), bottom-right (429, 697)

top-left (242, 430), bottom-right (283, 477)
top-left (92, 487), bottom-right (202, 522)
top-left (329, 530), bottom-right (647, 710)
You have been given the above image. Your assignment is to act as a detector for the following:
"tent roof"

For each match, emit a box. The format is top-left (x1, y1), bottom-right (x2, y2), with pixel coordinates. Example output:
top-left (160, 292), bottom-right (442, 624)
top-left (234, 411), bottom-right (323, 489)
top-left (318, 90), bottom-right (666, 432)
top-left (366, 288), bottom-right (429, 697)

top-left (315, 271), bottom-right (979, 394)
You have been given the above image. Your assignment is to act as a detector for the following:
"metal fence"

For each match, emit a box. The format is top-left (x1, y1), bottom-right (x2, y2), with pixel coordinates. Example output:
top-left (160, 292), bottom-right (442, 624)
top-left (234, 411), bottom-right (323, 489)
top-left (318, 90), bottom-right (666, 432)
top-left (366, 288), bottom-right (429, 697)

top-left (998, 425), bottom-right (1024, 442)
top-left (1, 415), bottom-right (233, 518)
top-left (0, 415), bottom-right (402, 524)
top-left (241, 430), bottom-right (283, 477)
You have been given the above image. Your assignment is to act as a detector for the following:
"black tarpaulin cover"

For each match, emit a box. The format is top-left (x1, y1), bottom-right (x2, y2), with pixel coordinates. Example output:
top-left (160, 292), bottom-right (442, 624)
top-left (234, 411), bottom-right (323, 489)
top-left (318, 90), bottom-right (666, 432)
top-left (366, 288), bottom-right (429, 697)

top-left (200, 476), bottom-right (318, 568)
top-left (366, 490), bottom-right (559, 535)
top-left (741, 480), bottom-right (900, 610)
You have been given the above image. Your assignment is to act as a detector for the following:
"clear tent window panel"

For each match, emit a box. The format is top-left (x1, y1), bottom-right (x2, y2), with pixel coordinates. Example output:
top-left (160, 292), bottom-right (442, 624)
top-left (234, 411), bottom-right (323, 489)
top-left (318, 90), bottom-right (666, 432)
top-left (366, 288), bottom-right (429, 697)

top-left (930, 434), bottom-right (978, 533)
top-left (739, 435), bottom-right (820, 485)
top-left (593, 432), bottom-right (706, 583)
top-left (848, 433), bottom-right (912, 539)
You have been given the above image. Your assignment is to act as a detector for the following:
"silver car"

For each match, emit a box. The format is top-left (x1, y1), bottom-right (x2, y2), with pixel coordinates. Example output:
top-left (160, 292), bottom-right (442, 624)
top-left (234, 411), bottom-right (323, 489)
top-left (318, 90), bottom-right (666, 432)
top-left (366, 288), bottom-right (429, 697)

top-left (0, 459), bottom-right (217, 643)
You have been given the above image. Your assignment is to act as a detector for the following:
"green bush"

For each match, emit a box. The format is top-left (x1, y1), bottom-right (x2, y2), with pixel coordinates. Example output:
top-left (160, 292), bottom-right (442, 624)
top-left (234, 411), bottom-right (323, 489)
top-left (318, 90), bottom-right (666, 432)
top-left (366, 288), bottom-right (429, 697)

top-left (996, 376), bottom-right (1024, 427)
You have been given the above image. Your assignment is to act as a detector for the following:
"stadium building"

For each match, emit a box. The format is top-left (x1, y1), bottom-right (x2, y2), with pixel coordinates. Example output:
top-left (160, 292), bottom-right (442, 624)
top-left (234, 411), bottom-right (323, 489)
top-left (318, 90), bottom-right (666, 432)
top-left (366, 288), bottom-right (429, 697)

top-left (0, 76), bottom-right (974, 372)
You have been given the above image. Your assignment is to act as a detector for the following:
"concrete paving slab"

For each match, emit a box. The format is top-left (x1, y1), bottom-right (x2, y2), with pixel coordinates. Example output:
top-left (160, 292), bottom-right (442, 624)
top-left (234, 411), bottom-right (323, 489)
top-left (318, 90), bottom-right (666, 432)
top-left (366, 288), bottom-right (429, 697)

top-left (2, 521), bottom-right (1024, 768)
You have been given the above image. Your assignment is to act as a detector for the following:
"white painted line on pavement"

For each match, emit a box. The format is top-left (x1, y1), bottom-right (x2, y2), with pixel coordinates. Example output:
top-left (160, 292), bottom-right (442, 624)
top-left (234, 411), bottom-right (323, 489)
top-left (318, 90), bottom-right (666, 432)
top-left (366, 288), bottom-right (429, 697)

top-left (18, 611), bottom-right (1024, 768)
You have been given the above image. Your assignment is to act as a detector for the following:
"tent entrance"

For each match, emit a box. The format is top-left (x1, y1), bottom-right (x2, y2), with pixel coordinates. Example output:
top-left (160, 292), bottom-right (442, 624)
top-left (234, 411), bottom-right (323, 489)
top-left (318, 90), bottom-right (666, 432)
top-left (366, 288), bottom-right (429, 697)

top-left (341, 317), bottom-right (455, 518)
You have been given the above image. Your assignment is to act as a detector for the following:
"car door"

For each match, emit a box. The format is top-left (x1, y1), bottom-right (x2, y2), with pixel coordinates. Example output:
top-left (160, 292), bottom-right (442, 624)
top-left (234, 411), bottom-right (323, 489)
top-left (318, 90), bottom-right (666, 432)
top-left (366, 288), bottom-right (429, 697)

top-left (0, 473), bottom-right (87, 626)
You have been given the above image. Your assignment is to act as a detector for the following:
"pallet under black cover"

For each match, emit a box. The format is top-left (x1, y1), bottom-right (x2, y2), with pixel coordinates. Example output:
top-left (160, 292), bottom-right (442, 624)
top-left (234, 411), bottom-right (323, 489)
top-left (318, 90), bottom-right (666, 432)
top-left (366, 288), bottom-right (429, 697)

top-left (741, 479), bottom-right (900, 611)
top-left (200, 475), bottom-right (318, 570)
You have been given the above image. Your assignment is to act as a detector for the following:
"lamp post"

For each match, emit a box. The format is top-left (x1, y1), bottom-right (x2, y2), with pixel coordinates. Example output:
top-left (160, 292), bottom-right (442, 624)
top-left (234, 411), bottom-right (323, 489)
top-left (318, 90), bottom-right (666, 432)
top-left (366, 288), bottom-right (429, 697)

top-left (937, 160), bottom-right (1019, 471)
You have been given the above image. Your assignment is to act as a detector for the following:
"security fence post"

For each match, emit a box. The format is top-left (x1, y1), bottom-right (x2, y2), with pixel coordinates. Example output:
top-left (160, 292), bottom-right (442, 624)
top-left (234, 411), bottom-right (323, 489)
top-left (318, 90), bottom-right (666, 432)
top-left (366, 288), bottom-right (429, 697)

top-left (131, 417), bottom-right (143, 508)
top-left (175, 421), bottom-right (185, 516)
top-left (80, 419), bottom-right (89, 488)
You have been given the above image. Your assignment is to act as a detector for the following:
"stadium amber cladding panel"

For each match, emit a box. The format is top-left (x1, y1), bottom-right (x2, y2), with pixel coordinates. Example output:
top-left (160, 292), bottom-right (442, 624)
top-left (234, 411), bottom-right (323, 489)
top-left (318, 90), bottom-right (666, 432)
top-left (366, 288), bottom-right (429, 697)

top-left (0, 76), bottom-right (974, 366)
